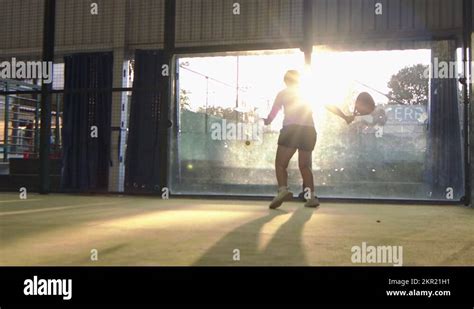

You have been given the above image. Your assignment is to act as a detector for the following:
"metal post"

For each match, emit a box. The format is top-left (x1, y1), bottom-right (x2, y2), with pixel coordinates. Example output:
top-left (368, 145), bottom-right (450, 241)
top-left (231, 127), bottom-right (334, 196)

top-left (159, 0), bottom-right (176, 189)
top-left (12, 103), bottom-right (18, 155)
top-left (471, 0), bottom-right (474, 206)
top-left (301, 0), bottom-right (314, 194)
top-left (34, 93), bottom-right (40, 156)
top-left (302, 0), bottom-right (314, 66)
top-left (205, 76), bottom-right (209, 133)
top-left (462, 0), bottom-right (472, 206)
top-left (235, 56), bottom-right (239, 123)
top-left (3, 84), bottom-right (9, 162)
top-left (55, 93), bottom-right (60, 154)
top-left (39, 0), bottom-right (56, 194)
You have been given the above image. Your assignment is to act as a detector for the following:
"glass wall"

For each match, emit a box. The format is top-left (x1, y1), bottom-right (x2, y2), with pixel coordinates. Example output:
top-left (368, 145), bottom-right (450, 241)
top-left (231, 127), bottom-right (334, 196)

top-left (170, 46), bottom-right (465, 201)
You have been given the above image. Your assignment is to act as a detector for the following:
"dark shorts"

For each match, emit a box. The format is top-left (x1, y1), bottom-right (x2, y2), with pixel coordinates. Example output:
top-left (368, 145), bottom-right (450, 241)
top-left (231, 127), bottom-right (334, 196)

top-left (277, 124), bottom-right (317, 151)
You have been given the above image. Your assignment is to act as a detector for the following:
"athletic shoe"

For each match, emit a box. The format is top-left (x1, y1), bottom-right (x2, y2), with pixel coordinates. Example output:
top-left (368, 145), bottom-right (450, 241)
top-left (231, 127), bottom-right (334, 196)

top-left (304, 197), bottom-right (320, 208)
top-left (298, 191), bottom-right (306, 201)
top-left (269, 190), bottom-right (293, 209)
top-left (299, 191), bottom-right (317, 201)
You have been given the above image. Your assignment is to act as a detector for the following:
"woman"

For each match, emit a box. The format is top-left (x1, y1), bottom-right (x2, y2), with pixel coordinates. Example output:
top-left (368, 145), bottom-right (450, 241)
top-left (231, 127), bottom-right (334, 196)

top-left (264, 70), bottom-right (319, 209)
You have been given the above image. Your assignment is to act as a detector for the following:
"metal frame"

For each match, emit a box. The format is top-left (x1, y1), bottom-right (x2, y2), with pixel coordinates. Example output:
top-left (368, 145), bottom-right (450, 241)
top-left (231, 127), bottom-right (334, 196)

top-left (0, 79), bottom-right (42, 162)
top-left (462, 0), bottom-right (472, 206)
top-left (471, 0), bottom-right (474, 207)
top-left (0, 0), bottom-right (470, 205)
top-left (39, 0), bottom-right (56, 194)
top-left (158, 0), bottom-right (176, 190)
top-left (163, 1), bottom-right (470, 205)
top-left (168, 194), bottom-right (463, 206)
top-left (2, 83), bottom-right (9, 162)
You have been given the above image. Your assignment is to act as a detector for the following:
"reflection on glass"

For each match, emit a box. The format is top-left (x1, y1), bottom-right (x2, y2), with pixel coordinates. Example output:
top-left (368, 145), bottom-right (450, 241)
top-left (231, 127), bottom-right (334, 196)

top-left (169, 46), bottom-right (464, 201)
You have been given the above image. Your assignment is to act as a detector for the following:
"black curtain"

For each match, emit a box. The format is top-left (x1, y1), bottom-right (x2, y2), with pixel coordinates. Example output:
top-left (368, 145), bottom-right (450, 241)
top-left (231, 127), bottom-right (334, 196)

top-left (425, 41), bottom-right (464, 199)
top-left (61, 52), bottom-right (113, 191)
top-left (125, 50), bottom-right (165, 193)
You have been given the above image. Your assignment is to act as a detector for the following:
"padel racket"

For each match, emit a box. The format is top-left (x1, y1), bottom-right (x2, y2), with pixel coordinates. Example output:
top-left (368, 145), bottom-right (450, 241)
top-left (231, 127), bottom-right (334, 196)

top-left (325, 92), bottom-right (376, 124)
top-left (353, 92), bottom-right (376, 116)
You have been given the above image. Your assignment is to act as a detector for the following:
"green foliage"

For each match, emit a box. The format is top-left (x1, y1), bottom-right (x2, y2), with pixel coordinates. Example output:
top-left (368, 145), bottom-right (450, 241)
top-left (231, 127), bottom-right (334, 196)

top-left (179, 89), bottom-right (191, 111)
top-left (198, 106), bottom-right (238, 120)
top-left (387, 64), bottom-right (429, 105)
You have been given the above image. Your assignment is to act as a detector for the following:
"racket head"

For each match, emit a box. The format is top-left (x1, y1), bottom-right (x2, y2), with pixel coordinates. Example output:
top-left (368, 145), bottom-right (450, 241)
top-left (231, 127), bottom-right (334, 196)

top-left (354, 92), bottom-right (376, 116)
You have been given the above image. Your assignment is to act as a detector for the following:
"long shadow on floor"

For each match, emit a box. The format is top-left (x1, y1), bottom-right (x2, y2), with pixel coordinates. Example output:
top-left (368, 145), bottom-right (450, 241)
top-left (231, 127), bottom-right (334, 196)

top-left (193, 206), bottom-right (315, 266)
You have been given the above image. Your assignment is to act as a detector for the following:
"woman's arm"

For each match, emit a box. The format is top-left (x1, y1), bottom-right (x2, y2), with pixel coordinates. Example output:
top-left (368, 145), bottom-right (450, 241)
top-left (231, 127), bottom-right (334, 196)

top-left (264, 94), bottom-right (283, 125)
top-left (325, 105), bottom-right (355, 124)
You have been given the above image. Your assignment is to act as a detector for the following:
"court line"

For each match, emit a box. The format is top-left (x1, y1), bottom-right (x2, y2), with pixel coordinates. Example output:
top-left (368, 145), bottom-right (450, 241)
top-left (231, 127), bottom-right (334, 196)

top-left (0, 199), bottom-right (42, 204)
top-left (0, 201), bottom-right (120, 216)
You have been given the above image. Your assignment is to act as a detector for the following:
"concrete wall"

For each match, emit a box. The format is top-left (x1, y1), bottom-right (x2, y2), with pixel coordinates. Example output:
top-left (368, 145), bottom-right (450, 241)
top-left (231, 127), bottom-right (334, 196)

top-left (0, 0), bottom-right (470, 59)
top-left (312, 0), bottom-right (463, 43)
top-left (0, 0), bottom-right (166, 59)
top-left (0, 0), bottom-right (44, 58)
top-left (175, 0), bottom-right (303, 47)
top-left (127, 0), bottom-right (165, 49)
top-left (55, 0), bottom-right (115, 53)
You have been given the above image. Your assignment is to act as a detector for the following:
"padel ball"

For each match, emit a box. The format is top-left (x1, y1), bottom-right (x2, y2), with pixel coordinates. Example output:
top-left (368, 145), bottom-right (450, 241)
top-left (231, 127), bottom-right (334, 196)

top-left (372, 108), bottom-right (387, 126)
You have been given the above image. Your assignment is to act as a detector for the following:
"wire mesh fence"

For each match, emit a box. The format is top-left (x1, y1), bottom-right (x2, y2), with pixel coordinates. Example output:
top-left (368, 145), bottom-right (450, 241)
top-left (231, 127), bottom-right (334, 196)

top-left (0, 0), bottom-right (471, 202)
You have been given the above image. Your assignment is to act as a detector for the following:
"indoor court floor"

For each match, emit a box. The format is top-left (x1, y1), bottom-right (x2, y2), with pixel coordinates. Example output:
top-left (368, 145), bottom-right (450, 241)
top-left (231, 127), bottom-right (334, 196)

top-left (0, 193), bottom-right (473, 266)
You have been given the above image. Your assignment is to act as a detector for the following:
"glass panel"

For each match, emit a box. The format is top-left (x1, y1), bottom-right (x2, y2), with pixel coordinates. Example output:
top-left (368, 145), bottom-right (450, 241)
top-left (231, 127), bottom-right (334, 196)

top-left (170, 46), bottom-right (465, 201)
top-left (309, 49), bottom-right (432, 199)
top-left (170, 50), bottom-right (305, 195)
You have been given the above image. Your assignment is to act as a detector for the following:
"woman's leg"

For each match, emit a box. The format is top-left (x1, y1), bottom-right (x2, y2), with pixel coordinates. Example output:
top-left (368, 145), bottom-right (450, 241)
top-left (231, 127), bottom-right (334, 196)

top-left (269, 145), bottom-right (297, 209)
top-left (298, 149), bottom-right (319, 207)
top-left (298, 149), bottom-right (314, 195)
top-left (275, 145), bottom-right (297, 188)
